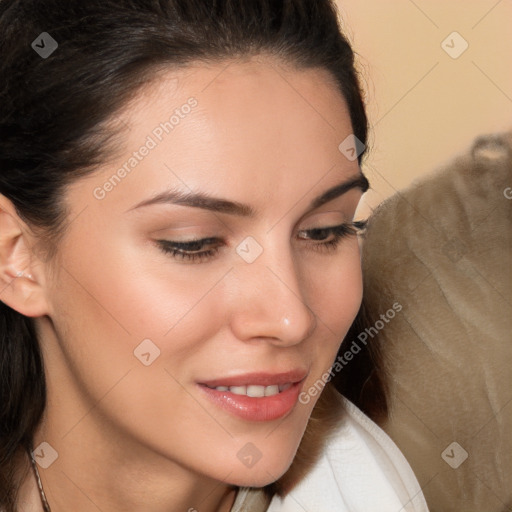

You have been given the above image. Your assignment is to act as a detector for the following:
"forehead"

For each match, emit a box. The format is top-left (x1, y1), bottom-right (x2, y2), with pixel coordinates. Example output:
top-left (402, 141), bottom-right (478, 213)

top-left (68, 55), bottom-right (360, 218)
top-left (121, 54), bottom-right (353, 155)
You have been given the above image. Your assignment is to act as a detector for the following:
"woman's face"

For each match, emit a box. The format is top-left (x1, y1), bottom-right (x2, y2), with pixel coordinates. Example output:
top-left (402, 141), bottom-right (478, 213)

top-left (37, 55), bottom-right (366, 489)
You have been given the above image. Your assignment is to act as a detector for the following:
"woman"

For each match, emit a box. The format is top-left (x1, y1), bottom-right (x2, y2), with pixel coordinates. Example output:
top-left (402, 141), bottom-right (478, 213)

top-left (0, 1), bottom-right (429, 510)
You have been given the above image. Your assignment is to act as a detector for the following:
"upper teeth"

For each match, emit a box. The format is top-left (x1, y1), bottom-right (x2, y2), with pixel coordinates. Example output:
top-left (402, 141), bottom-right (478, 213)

top-left (208, 383), bottom-right (292, 397)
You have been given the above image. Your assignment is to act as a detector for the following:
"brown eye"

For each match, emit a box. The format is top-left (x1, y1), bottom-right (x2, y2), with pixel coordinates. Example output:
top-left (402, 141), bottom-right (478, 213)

top-left (297, 220), bottom-right (368, 252)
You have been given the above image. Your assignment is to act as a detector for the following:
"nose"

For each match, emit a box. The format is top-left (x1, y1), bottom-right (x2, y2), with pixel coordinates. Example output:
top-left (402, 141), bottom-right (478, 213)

top-left (228, 241), bottom-right (317, 347)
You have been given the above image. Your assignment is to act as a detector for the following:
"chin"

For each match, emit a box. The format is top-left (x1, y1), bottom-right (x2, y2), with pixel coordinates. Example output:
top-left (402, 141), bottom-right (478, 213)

top-left (227, 471), bottom-right (283, 489)
top-left (225, 452), bottom-right (297, 488)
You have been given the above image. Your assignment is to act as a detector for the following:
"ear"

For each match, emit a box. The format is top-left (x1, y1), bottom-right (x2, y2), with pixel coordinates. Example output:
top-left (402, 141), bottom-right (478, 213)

top-left (0, 194), bottom-right (50, 317)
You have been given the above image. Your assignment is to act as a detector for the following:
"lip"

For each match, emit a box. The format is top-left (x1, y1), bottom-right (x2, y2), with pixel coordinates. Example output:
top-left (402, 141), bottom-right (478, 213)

top-left (198, 369), bottom-right (308, 388)
top-left (197, 369), bottom-right (308, 422)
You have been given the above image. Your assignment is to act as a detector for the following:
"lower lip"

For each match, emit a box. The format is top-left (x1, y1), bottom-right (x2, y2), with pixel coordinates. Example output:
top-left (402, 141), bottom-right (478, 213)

top-left (197, 380), bottom-right (304, 422)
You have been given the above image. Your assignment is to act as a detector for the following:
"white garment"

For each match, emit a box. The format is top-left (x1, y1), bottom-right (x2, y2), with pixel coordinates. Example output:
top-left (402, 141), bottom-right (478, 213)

top-left (232, 394), bottom-right (430, 512)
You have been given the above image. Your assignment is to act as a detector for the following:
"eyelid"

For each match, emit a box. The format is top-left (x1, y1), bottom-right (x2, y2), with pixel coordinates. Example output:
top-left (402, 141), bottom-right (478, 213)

top-left (158, 220), bottom-right (357, 246)
top-left (297, 207), bottom-right (355, 226)
top-left (155, 219), bottom-right (368, 263)
top-left (297, 219), bottom-right (367, 238)
top-left (167, 236), bottom-right (220, 248)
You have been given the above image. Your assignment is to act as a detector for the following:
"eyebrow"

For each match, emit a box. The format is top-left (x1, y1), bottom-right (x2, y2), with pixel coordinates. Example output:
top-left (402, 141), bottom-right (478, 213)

top-left (127, 173), bottom-right (369, 217)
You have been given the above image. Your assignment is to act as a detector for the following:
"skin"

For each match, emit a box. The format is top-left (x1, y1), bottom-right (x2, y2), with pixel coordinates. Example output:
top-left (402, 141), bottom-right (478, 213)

top-left (0, 54), bottom-right (367, 511)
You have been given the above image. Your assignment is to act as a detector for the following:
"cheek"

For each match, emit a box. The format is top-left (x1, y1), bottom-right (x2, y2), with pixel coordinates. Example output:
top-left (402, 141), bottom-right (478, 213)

top-left (51, 229), bottom-right (226, 341)
top-left (45, 229), bottom-right (231, 419)
top-left (46, 245), bottom-right (238, 455)
top-left (309, 241), bottom-right (363, 340)
top-left (298, 242), bottom-right (363, 404)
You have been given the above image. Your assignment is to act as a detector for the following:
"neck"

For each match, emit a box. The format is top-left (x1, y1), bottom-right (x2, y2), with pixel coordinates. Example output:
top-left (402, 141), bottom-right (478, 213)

top-left (19, 450), bottom-right (238, 512)
top-left (20, 420), bottom-right (238, 512)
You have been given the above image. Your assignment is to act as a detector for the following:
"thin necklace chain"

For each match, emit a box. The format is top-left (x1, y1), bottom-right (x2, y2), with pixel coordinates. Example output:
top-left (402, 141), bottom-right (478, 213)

top-left (27, 445), bottom-right (52, 512)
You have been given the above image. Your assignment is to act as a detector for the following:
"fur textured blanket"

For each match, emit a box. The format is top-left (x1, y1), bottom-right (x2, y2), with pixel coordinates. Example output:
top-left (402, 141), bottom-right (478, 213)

top-left (360, 130), bottom-right (512, 512)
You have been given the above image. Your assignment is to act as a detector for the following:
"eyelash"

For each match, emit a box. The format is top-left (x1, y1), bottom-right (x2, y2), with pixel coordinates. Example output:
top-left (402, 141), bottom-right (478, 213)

top-left (156, 219), bottom-right (368, 263)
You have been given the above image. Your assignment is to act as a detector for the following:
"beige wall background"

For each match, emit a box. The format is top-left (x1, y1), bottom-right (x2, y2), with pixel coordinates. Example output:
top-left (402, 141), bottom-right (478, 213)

top-left (336, 0), bottom-right (512, 218)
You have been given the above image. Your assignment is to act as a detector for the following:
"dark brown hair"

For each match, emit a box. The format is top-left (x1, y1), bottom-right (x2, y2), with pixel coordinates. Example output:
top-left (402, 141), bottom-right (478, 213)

top-left (0, 0), bottom-right (380, 508)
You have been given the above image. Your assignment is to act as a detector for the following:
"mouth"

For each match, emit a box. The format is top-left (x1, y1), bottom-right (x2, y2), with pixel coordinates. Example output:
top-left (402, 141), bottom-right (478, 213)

top-left (197, 369), bottom-right (308, 422)
top-left (202, 382), bottom-right (293, 397)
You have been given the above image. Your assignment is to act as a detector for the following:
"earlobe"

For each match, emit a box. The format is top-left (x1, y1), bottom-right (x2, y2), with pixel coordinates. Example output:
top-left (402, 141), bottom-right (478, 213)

top-left (0, 194), bottom-right (50, 318)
